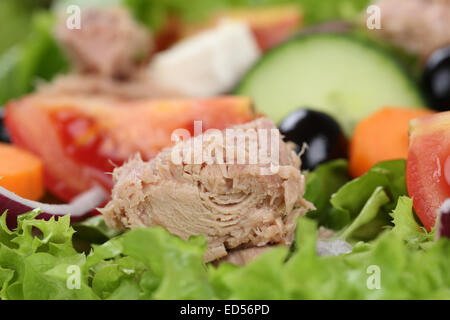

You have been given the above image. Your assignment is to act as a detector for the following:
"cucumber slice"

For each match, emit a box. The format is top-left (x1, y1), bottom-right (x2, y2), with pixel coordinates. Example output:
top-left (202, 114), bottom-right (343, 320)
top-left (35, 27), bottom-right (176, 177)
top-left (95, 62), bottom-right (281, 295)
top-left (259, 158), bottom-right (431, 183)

top-left (236, 33), bottom-right (425, 136)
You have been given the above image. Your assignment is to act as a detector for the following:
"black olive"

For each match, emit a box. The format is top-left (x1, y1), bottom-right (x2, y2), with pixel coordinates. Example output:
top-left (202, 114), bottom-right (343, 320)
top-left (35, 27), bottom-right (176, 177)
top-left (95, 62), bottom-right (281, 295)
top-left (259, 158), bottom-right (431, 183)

top-left (279, 109), bottom-right (347, 170)
top-left (0, 109), bottom-right (11, 143)
top-left (423, 46), bottom-right (450, 111)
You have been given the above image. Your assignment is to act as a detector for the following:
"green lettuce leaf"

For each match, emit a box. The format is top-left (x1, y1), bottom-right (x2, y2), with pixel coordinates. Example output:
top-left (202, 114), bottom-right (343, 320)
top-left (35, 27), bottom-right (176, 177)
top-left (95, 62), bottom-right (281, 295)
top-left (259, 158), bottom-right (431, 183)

top-left (331, 160), bottom-right (407, 219)
top-left (90, 257), bottom-right (146, 300)
top-left (23, 253), bottom-right (97, 300)
top-left (1, 207), bottom-right (449, 300)
top-left (0, 1), bottom-right (32, 56)
top-left (214, 247), bottom-right (289, 300)
top-left (0, 12), bottom-right (69, 105)
top-left (337, 186), bottom-right (390, 240)
top-left (118, 227), bottom-right (215, 299)
top-left (327, 160), bottom-right (408, 240)
top-left (72, 215), bottom-right (123, 252)
top-left (296, 0), bottom-right (370, 25)
top-left (390, 196), bottom-right (434, 249)
top-left (0, 209), bottom-right (217, 300)
top-left (210, 218), bottom-right (450, 299)
top-left (0, 210), bottom-right (96, 299)
top-left (304, 159), bottom-right (350, 229)
top-left (304, 159), bottom-right (409, 240)
top-left (123, 0), bottom-right (370, 31)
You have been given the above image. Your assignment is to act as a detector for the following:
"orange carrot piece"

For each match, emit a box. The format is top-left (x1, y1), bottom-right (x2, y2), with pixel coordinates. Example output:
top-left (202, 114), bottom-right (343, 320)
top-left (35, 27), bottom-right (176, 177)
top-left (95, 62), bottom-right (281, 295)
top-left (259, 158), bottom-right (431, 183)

top-left (0, 143), bottom-right (44, 200)
top-left (349, 107), bottom-right (434, 178)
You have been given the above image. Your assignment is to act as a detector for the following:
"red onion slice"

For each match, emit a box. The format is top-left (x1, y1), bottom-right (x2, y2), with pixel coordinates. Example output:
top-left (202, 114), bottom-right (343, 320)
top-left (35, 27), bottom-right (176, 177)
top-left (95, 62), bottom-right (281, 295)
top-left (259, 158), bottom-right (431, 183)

top-left (0, 185), bottom-right (109, 223)
top-left (437, 199), bottom-right (450, 240)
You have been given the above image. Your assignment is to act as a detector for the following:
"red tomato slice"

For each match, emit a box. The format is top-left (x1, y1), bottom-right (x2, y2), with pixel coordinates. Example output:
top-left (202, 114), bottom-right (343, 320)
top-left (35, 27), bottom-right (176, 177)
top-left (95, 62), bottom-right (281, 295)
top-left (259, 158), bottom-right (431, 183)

top-left (4, 95), bottom-right (254, 202)
top-left (406, 111), bottom-right (450, 231)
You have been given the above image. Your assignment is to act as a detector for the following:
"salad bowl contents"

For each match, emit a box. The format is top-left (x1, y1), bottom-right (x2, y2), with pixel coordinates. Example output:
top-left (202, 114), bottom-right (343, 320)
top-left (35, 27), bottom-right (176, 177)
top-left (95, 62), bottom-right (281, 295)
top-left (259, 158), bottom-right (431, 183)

top-left (176, 4), bottom-right (303, 52)
top-left (0, 0), bottom-right (449, 302)
top-left (236, 33), bottom-right (425, 135)
top-left (4, 94), bottom-right (254, 201)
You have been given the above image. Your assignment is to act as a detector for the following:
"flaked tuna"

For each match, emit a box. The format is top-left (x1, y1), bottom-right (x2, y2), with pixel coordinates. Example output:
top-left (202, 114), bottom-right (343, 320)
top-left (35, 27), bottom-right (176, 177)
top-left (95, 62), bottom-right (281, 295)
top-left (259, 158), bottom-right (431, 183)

top-left (101, 118), bottom-right (314, 262)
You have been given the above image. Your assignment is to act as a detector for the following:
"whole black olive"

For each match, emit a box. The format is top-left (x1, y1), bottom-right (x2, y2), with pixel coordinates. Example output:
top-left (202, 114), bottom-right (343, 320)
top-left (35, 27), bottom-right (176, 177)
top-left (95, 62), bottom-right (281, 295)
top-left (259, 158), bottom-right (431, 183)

top-left (423, 46), bottom-right (450, 111)
top-left (0, 109), bottom-right (11, 143)
top-left (279, 109), bottom-right (347, 170)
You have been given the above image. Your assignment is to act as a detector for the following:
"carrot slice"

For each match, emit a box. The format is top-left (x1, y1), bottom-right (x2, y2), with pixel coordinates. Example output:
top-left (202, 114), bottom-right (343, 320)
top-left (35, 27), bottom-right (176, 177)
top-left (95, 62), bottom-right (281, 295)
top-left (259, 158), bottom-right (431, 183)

top-left (0, 143), bottom-right (44, 200)
top-left (349, 107), bottom-right (434, 178)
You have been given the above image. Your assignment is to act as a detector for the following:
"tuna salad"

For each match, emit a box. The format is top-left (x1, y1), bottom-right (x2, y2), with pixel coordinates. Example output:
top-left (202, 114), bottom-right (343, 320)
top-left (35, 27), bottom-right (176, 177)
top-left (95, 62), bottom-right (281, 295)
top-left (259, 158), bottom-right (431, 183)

top-left (0, 0), bottom-right (449, 302)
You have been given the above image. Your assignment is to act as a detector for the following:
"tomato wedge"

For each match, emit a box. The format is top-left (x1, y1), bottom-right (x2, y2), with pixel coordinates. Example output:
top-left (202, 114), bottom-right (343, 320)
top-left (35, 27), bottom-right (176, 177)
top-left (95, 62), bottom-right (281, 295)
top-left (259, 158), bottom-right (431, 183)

top-left (5, 95), bottom-right (254, 201)
top-left (407, 111), bottom-right (450, 230)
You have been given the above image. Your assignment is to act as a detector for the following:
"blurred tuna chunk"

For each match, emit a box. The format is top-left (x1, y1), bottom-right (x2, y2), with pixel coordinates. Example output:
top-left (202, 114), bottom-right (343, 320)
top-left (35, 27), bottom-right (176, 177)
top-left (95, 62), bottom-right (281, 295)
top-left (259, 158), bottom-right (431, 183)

top-left (37, 72), bottom-right (185, 100)
top-left (55, 7), bottom-right (152, 78)
top-left (371, 0), bottom-right (450, 57)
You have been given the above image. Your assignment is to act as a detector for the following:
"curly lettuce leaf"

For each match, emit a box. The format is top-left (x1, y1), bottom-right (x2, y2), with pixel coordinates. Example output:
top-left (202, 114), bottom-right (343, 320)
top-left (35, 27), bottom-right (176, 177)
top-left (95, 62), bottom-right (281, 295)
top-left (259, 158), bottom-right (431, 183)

top-left (214, 247), bottom-right (289, 300)
top-left (84, 227), bottom-right (215, 300)
top-left (390, 196), bottom-right (434, 249)
top-left (210, 218), bottom-right (450, 299)
top-left (1, 208), bottom-right (449, 300)
top-left (117, 228), bottom-right (215, 300)
top-left (0, 210), bottom-right (217, 300)
top-left (22, 253), bottom-right (97, 300)
top-left (0, 210), bottom-right (96, 300)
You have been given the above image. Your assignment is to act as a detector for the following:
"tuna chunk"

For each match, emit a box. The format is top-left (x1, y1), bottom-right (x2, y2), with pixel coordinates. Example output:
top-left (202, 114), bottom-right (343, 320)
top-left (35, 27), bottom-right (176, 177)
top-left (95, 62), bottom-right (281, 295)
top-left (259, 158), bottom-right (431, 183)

top-left (100, 118), bottom-right (313, 262)
top-left (56, 7), bottom-right (152, 78)
top-left (371, 0), bottom-right (450, 57)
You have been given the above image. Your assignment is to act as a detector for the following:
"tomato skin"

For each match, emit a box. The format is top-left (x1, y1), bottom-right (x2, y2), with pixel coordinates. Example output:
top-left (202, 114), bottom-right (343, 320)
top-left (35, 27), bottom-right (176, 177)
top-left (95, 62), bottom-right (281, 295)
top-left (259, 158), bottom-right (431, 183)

top-left (406, 112), bottom-right (450, 231)
top-left (4, 100), bottom-right (109, 202)
top-left (5, 96), bottom-right (254, 202)
top-left (51, 110), bottom-right (121, 174)
top-left (250, 14), bottom-right (302, 51)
